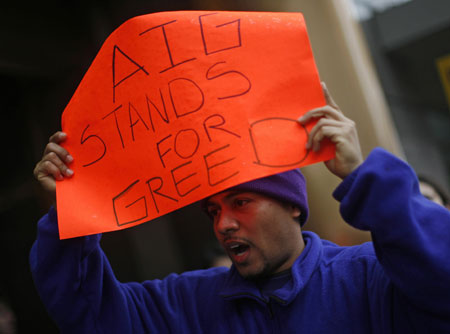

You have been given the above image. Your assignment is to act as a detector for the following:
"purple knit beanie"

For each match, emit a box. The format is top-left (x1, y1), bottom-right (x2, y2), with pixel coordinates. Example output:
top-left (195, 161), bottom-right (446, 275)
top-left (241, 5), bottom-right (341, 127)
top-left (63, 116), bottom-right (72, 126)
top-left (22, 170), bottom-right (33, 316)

top-left (203, 169), bottom-right (309, 226)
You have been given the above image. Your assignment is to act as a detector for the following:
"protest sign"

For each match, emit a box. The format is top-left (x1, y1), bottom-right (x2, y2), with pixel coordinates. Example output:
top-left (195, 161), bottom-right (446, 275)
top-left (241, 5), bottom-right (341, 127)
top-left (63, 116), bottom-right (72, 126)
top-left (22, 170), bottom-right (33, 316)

top-left (56, 11), bottom-right (334, 239)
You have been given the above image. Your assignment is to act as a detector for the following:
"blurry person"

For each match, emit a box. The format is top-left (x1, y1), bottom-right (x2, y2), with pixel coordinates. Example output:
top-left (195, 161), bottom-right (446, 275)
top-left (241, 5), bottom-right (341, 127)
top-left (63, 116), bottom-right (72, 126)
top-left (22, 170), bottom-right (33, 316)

top-left (0, 299), bottom-right (16, 334)
top-left (418, 175), bottom-right (450, 209)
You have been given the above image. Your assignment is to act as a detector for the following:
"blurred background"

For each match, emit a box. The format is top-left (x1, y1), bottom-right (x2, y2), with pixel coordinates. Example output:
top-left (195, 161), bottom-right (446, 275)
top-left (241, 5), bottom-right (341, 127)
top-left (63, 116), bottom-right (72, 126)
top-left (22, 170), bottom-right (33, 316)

top-left (1, 0), bottom-right (449, 332)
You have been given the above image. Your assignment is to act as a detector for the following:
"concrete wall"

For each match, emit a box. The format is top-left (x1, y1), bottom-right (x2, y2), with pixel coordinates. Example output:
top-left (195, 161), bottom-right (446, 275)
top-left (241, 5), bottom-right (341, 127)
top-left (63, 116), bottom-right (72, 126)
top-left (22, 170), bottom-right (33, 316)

top-left (360, 0), bottom-right (450, 196)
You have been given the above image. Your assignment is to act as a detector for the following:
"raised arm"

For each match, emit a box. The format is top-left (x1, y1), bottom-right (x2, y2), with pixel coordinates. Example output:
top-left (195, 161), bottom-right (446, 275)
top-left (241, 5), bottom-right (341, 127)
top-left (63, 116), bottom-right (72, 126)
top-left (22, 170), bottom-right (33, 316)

top-left (30, 132), bottom-right (213, 333)
top-left (334, 147), bottom-right (450, 330)
top-left (31, 133), bottom-right (157, 332)
top-left (300, 83), bottom-right (450, 329)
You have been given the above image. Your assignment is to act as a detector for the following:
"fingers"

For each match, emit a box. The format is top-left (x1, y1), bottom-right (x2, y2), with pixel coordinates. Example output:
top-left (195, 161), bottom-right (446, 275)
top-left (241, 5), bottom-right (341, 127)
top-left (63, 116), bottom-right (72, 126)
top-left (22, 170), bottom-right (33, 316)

top-left (44, 132), bottom-right (73, 163)
top-left (298, 105), bottom-right (344, 124)
top-left (42, 151), bottom-right (74, 179)
top-left (298, 82), bottom-right (350, 151)
top-left (44, 131), bottom-right (68, 158)
top-left (306, 118), bottom-right (348, 151)
top-left (34, 160), bottom-right (64, 184)
top-left (34, 132), bottom-right (74, 195)
top-left (34, 151), bottom-right (73, 183)
top-left (321, 82), bottom-right (339, 109)
top-left (297, 82), bottom-right (363, 178)
top-left (49, 131), bottom-right (67, 144)
top-left (298, 82), bottom-right (341, 124)
top-left (43, 142), bottom-right (73, 165)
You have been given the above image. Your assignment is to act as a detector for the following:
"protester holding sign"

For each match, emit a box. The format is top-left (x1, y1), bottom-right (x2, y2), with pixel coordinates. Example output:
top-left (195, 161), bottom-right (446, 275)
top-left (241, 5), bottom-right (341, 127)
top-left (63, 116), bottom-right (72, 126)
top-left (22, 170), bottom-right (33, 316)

top-left (31, 10), bottom-right (450, 334)
top-left (31, 83), bottom-right (450, 333)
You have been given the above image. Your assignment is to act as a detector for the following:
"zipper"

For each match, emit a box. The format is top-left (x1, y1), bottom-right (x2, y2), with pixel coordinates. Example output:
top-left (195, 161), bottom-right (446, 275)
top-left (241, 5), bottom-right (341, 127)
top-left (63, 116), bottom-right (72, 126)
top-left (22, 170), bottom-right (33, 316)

top-left (223, 292), bottom-right (287, 322)
top-left (267, 299), bottom-right (274, 319)
top-left (266, 296), bottom-right (287, 318)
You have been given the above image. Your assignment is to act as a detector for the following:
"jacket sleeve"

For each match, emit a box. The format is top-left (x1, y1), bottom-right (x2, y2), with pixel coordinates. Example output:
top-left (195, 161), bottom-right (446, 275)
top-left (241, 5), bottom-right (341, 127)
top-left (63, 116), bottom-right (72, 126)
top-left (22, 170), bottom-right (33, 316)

top-left (29, 207), bottom-right (183, 334)
top-left (333, 148), bottom-right (450, 327)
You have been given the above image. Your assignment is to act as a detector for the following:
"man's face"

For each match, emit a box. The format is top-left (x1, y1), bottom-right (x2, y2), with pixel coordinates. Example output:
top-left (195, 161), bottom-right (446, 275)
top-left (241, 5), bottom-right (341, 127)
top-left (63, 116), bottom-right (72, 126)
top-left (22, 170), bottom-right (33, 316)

top-left (419, 181), bottom-right (445, 206)
top-left (205, 191), bottom-right (304, 279)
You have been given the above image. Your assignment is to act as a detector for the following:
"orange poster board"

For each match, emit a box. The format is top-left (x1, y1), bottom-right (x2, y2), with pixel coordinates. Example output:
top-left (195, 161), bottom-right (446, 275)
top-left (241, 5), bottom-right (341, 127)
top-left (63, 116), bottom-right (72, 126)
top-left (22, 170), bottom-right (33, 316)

top-left (56, 11), bottom-right (334, 239)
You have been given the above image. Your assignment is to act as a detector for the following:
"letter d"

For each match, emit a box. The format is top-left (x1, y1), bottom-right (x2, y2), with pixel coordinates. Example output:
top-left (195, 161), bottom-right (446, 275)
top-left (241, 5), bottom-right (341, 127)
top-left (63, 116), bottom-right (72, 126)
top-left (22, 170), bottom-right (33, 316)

top-left (249, 117), bottom-right (309, 167)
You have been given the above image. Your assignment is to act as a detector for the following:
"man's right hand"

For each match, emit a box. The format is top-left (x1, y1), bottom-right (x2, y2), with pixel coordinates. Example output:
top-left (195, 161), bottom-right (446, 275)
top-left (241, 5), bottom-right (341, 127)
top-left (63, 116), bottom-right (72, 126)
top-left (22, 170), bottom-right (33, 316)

top-left (33, 131), bottom-right (74, 207)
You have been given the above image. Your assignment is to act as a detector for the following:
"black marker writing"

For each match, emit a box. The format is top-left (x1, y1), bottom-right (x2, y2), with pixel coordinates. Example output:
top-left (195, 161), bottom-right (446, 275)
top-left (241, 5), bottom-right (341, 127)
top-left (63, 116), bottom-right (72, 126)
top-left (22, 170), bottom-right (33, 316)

top-left (199, 13), bottom-right (242, 55)
top-left (139, 20), bottom-right (196, 73)
top-left (146, 91), bottom-right (169, 133)
top-left (113, 179), bottom-right (149, 226)
top-left (204, 144), bottom-right (239, 186)
top-left (129, 102), bottom-right (149, 142)
top-left (168, 77), bottom-right (205, 118)
top-left (206, 61), bottom-right (251, 100)
top-left (171, 161), bottom-right (200, 197)
top-left (203, 114), bottom-right (241, 142)
top-left (80, 124), bottom-right (107, 167)
top-left (146, 177), bottom-right (178, 213)
top-left (102, 105), bottom-right (125, 149)
top-left (112, 45), bottom-right (149, 103)
top-left (249, 117), bottom-right (310, 167)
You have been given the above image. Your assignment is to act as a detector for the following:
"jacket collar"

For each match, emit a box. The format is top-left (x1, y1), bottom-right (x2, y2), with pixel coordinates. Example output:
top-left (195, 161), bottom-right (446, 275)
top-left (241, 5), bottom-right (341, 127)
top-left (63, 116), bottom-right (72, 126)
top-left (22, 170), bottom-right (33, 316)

top-left (219, 231), bottom-right (322, 305)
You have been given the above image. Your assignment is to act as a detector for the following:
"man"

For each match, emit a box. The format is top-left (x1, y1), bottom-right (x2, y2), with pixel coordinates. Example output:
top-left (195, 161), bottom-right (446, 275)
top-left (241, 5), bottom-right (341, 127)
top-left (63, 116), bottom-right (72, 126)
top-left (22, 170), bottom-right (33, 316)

top-left (31, 85), bottom-right (450, 333)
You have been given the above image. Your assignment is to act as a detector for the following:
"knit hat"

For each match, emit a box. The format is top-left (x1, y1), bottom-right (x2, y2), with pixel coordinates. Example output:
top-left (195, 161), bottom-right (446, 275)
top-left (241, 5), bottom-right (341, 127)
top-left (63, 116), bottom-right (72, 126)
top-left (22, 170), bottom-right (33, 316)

top-left (202, 169), bottom-right (309, 226)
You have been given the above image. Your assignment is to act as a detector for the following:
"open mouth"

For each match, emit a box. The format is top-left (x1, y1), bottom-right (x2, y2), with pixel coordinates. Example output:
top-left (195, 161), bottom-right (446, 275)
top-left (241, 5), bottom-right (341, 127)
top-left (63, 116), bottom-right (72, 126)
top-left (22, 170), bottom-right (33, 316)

top-left (226, 241), bottom-right (251, 263)
top-left (229, 243), bottom-right (249, 256)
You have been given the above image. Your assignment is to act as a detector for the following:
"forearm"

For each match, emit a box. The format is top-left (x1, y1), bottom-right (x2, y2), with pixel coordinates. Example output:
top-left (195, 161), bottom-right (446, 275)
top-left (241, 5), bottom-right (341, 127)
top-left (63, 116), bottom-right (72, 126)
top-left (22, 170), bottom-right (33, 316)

top-left (30, 207), bottom-right (124, 331)
top-left (334, 148), bottom-right (450, 315)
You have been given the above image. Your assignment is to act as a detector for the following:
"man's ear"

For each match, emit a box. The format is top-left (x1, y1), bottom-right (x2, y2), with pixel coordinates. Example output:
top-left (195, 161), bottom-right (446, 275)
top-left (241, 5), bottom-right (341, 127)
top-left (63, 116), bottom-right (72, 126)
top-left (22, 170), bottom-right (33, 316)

top-left (290, 205), bottom-right (301, 220)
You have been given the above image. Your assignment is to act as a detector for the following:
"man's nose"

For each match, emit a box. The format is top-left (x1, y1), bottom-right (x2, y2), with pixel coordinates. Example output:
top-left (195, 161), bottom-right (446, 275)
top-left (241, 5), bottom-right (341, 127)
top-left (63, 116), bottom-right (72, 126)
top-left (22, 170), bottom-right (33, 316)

top-left (216, 211), bottom-right (239, 235)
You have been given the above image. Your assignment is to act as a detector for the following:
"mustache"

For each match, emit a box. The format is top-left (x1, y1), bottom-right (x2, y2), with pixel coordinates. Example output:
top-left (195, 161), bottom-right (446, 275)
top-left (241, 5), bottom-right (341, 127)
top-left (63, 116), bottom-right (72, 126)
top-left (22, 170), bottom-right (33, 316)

top-left (222, 236), bottom-right (255, 247)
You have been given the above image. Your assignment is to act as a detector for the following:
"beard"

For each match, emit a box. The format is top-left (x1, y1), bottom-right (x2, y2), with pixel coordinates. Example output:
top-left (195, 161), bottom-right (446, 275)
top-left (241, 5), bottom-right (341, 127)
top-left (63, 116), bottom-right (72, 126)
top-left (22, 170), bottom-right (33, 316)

top-left (237, 253), bottom-right (285, 281)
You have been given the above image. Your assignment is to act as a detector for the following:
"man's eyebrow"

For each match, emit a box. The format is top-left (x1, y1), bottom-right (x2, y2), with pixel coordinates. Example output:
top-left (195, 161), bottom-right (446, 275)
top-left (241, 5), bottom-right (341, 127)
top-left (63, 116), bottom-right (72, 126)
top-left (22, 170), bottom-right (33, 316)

top-left (224, 191), bottom-right (255, 202)
top-left (205, 191), bottom-right (249, 206)
top-left (205, 201), bottom-right (217, 208)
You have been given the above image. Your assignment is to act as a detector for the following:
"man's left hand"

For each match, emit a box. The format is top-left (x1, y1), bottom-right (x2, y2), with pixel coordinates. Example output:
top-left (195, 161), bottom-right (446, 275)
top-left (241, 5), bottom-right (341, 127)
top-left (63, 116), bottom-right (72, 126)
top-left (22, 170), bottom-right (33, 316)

top-left (298, 82), bottom-right (363, 179)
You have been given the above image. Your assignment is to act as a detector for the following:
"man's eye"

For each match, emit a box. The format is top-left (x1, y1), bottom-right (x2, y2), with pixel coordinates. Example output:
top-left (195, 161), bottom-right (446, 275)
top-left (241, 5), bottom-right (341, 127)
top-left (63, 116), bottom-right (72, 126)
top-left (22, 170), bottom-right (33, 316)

top-left (208, 208), bottom-right (219, 217)
top-left (235, 199), bottom-right (249, 207)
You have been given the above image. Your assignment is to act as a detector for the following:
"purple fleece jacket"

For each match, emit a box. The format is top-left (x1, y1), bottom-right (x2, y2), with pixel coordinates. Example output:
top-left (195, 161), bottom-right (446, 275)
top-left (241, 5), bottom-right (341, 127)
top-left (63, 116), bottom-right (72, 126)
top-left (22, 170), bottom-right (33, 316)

top-left (30, 148), bottom-right (450, 333)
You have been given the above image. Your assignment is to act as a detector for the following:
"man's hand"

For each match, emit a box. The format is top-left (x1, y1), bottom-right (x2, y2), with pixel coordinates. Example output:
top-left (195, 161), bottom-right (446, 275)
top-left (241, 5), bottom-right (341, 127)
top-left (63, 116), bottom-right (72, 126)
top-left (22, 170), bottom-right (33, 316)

top-left (298, 83), bottom-right (363, 179)
top-left (33, 132), bottom-right (74, 206)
